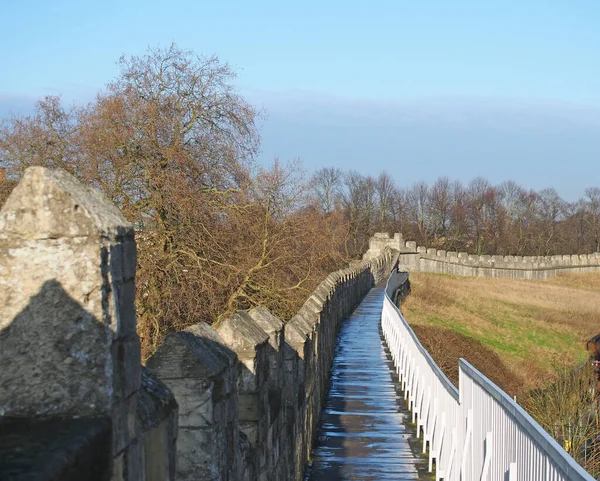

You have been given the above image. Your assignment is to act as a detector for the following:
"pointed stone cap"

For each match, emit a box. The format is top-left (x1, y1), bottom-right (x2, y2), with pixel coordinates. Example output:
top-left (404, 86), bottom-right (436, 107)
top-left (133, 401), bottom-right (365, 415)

top-left (146, 323), bottom-right (236, 381)
top-left (216, 311), bottom-right (269, 359)
top-left (137, 367), bottom-right (178, 430)
top-left (284, 316), bottom-right (310, 356)
top-left (0, 167), bottom-right (131, 240)
top-left (248, 306), bottom-right (284, 351)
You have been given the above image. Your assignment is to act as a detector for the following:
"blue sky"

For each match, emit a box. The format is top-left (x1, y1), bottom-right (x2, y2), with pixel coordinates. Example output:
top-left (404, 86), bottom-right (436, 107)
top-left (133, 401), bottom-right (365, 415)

top-left (1, 0), bottom-right (599, 200)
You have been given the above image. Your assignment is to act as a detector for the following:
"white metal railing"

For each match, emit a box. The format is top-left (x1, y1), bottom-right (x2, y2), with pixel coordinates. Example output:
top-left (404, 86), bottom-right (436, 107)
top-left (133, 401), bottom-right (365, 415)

top-left (382, 269), bottom-right (595, 481)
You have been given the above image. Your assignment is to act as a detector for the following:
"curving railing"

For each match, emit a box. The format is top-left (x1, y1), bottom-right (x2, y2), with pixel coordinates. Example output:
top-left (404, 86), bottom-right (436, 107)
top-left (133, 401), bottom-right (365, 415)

top-left (382, 269), bottom-right (594, 481)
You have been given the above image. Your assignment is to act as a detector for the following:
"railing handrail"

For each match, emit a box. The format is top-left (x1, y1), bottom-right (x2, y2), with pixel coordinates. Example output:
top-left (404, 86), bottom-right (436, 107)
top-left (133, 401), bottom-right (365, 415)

top-left (385, 270), bottom-right (459, 400)
top-left (460, 358), bottom-right (594, 481)
top-left (382, 269), bottom-right (595, 481)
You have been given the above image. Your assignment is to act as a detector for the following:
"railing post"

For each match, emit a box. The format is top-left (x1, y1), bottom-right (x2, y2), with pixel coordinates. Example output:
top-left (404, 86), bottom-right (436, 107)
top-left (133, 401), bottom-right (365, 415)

top-left (383, 271), bottom-right (595, 481)
top-left (480, 431), bottom-right (493, 481)
top-left (412, 366), bottom-right (421, 423)
top-left (460, 409), bottom-right (473, 481)
top-left (446, 426), bottom-right (457, 481)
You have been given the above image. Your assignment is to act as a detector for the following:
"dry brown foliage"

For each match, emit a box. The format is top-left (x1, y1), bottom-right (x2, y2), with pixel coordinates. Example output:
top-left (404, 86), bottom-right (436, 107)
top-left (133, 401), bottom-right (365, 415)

top-left (0, 169), bottom-right (16, 207)
top-left (521, 363), bottom-right (600, 476)
top-left (0, 45), bottom-right (354, 359)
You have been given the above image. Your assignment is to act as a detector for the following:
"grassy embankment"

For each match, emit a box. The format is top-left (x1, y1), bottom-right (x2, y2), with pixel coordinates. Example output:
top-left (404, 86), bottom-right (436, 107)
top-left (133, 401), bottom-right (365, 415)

top-left (400, 272), bottom-right (600, 395)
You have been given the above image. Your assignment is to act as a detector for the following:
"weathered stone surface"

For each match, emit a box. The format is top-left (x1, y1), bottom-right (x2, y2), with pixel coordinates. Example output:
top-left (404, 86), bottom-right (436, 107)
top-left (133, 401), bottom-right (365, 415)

top-left (387, 232), bottom-right (600, 279)
top-left (0, 167), bottom-right (138, 419)
top-left (137, 368), bottom-right (178, 481)
top-left (405, 240), bottom-right (417, 251)
top-left (0, 417), bottom-right (112, 481)
top-left (249, 306), bottom-right (284, 350)
top-left (0, 167), bottom-right (144, 480)
top-left (0, 281), bottom-right (110, 417)
top-left (0, 167), bottom-right (129, 240)
top-left (138, 367), bottom-right (178, 430)
top-left (0, 178), bottom-right (397, 481)
top-left (146, 323), bottom-right (240, 481)
top-left (216, 311), bottom-right (269, 360)
top-left (363, 232), bottom-right (403, 259)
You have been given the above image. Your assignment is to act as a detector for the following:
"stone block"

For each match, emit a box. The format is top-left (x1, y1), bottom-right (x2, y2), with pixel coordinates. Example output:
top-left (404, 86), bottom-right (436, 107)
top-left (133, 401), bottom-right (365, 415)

top-left (0, 168), bottom-right (139, 421)
top-left (112, 335), bottom-right (142, 402)
top-left (146, 324), bottom-right (239, 481)
top-left (143, 420), bottom-right (170, 481)
top-left (137, 369), bottom-right (178, 481)
top-left (114, 280), bottom-right (138, 337)
top-left (238, 393), bottom-right (260, 422)
top-left (216, 311), bottom-right (269, 361)
top-left (0, 280), bottom-right (112, 417)
top-left (248, 306), bottom-right (284, 352)
top-left (0, 167), bottom-right (132, 241)
top-left (176, 428), bottom-right (221, 480)
top-left (0, 417), bottom-right (112, 481)
top-left (148, 325), bottom-right (236, 381)
top-left (113, 394), bottom-right (140, 454)
top-left (285, 318), bottom-right (310, 353)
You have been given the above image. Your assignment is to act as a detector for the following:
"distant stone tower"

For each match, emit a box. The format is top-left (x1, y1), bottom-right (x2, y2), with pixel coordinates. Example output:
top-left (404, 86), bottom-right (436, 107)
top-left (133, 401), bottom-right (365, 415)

top-left (363, 233), bottom-right (407, 259)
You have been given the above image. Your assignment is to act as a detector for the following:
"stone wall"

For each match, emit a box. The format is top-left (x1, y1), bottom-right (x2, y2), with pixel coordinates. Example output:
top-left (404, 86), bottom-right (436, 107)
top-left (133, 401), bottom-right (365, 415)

top-left (365, 232), bottom-right (600, 280)
top-left (0, 168), bottom-right (177, 481)
top-left (0, 167), bottom-right (396, 480)
top-left (147, 249), bottom-right (397, 481)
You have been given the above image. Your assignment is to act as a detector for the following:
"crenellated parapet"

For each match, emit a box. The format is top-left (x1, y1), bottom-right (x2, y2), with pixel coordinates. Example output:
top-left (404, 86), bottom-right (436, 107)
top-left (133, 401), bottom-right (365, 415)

top-left (0, 167), bottom-right (397, 481)
top-left (365, 232), bottom-right (600, 279)
top-left (146, 246), bottom-right (396, 481)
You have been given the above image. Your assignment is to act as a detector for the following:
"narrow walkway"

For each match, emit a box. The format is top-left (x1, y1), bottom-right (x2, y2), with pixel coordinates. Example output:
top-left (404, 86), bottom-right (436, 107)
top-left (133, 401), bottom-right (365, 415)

top-left (308, 288), bottom-right (422, 480)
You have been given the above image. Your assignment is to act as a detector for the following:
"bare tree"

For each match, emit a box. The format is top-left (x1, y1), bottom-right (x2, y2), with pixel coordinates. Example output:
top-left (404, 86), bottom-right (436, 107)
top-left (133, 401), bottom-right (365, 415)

top-left (0, 96), bottom-right (80, 177)
top-left (311, 166), bottom-right (343, 214)
top-left (466, 177), bottom-right (503, 254)
top-left (387, 185), bottom-right (406, 233)
top-left (405, 181), bottom-right (430, 244)
top-left (375, 171), bottom-right (396, 231)
top-left (447, 180), bottom-right (468, 251)
top-left (341, 171), bottom-right (376, 254)
top-left (428, 176), bottom-right (452, 244)
top-left (538, 188), bottom-right (568, 254)
top-left (584, 187), bottom-right (600, 252)
top-left (0, 45), bottom-right (355, 358)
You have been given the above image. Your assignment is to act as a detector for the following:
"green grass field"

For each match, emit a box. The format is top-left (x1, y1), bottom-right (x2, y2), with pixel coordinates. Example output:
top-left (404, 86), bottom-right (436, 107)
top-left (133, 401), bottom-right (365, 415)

top-left (401, 272), bottom-right (600, 393)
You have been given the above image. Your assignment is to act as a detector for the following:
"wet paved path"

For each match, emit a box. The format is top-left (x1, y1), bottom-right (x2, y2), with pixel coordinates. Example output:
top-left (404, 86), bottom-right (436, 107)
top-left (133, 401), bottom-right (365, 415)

top-left (308, 288), bottom-right (423, 480)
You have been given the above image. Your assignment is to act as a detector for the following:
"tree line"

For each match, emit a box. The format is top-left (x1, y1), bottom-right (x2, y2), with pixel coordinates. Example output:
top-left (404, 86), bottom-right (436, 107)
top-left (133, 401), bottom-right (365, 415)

top-left (312, 168), bottom-right (600, 257)
top-left (1, 44), bottom-right (598, 358)
top-left (0, 45), bottom-right (354, 358)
